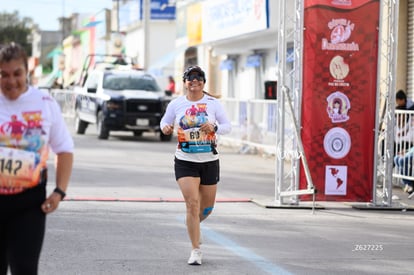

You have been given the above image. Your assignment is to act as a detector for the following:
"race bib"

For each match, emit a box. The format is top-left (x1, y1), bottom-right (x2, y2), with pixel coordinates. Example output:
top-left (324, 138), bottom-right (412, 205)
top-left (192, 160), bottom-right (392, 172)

top-left (178, 127), bottom-right (215, 153)
top-left (0, 147), bottom-right (37, 191)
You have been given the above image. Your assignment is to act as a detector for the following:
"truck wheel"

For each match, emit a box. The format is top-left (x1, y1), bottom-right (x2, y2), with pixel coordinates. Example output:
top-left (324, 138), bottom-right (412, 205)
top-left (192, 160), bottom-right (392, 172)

top-left (74, 109), bottom-right (88, 134)
top-left (160, 131), bottom-right (172, 142)
top-left (97, 111), bottom-right (109, 139)
top-left (133, 131), bottom-right (143, 137)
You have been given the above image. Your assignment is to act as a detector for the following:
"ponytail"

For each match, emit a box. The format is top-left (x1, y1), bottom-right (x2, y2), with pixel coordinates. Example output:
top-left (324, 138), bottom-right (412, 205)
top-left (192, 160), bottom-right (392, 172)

top-left (203, 90), bottom-right (221, 99)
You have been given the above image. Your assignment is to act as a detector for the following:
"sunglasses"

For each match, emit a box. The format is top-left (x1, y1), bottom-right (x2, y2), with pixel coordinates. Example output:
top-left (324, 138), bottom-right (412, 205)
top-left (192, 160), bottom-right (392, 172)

top-left (186, 75), bottom-right (204, 82)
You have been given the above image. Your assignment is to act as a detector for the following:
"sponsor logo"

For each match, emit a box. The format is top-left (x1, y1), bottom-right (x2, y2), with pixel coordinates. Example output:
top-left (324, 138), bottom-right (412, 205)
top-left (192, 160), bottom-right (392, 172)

top-left (323, 127), bottom-right (351, 159)
top-left (137, 105), bottom-right (148, 111)
top-left (325, 165), bottom-right (347, 195)
top-left (322, 18), bottom-right (359, 51)
top-left (326, 91), bottom-right (351, 123)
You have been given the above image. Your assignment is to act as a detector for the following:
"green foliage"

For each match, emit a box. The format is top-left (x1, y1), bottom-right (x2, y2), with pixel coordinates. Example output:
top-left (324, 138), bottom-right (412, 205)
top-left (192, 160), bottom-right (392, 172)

top-left (0, 11), bottom-right (33, 55)
top-left (42, 59), bottom-right (53, 73)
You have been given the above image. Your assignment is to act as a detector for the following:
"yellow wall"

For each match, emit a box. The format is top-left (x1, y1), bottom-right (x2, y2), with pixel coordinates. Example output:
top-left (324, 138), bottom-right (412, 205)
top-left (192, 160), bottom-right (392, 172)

top-left (397, 0), bottom-right (408, 93)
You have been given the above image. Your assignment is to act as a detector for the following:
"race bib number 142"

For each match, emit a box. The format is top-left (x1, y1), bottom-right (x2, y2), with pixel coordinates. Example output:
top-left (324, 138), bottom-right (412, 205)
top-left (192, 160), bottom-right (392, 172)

top-left (0, 147), bottom-right (36, 188)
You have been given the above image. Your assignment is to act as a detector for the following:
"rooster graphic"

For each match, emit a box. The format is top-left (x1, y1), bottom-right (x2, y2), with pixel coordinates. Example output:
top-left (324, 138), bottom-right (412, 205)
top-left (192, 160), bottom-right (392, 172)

top-left (331, 23), bottom-right (353, 44)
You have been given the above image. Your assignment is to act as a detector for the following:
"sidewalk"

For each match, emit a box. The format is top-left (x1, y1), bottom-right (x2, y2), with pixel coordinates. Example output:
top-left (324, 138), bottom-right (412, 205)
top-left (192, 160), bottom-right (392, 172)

top-left (387, 185), bottom-right (414, 208)
top-left (220, 144), bottom-right (414, 211)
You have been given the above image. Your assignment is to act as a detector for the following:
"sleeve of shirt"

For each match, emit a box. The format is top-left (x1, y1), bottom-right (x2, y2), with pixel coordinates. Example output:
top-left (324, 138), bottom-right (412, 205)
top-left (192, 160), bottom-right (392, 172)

top-left (214, 100), bottom-right (231, 135)
top-left (160, 98), bottom-right (177, 129)
top-left (48, 99), bottom-right (74, 154)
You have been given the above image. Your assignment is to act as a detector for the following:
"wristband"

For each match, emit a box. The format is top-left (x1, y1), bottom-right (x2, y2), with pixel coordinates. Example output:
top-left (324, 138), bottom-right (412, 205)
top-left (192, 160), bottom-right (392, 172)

top-left (213, 124), bottom-right (218, 133)
top-left (53, 187), bottom-right (66, 200)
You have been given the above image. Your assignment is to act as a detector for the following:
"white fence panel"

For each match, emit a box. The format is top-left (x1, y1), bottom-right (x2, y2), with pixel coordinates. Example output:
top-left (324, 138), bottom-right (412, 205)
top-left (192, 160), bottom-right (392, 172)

top-left (220, 98), bottom-right (278, 155)
top-left (47, 90), bottom-right (279, 155)
top-left (392, 110), bottom-right (414, 192)
top-left (46, 88), bottom-right (76, 119)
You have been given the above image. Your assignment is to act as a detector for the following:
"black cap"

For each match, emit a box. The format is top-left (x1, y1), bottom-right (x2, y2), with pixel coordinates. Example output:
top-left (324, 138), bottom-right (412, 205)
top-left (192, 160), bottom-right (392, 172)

top-left (182, 65), bottom-right (206, 82)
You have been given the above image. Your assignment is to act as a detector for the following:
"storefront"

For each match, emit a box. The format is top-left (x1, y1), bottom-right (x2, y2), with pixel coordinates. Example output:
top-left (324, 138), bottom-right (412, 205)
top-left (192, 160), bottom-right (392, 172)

top-left (175, 0), bottom-right (278, 99)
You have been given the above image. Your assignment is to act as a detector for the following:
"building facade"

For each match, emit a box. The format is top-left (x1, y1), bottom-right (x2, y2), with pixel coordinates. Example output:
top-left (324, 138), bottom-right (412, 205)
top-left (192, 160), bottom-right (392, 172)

top-left (172, 0), bottom-right (413, 100)
top-left (32, 0), bottom-right (413, 99)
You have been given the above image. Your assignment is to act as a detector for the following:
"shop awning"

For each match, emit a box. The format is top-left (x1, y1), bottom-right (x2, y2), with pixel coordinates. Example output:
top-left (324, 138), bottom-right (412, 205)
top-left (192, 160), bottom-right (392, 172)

top-left (220, 59), bottom-right (235, 71)
top-left (83, 20), bottom-right (102, 28)
top-left (46, 47), bottom-right (63, 59)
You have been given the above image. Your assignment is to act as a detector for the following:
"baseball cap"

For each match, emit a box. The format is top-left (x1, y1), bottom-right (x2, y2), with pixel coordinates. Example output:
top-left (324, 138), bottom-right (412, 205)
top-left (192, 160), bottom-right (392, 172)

top-left (182, 65), bottom-right (206, 82)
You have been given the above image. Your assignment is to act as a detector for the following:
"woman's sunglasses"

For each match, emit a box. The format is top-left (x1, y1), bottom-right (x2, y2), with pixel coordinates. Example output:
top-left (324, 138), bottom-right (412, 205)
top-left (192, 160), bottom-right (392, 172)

top-left (186, 75), bottom-right (204, 82)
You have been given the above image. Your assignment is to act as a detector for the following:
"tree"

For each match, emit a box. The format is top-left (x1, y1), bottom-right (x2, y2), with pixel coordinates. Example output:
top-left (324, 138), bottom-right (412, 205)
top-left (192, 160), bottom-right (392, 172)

top-left (0, 11), bottom-right (34, 55)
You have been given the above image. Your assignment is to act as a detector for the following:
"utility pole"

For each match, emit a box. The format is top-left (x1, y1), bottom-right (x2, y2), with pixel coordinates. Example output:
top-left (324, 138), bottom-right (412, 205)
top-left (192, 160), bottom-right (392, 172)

top-left (116, 0), bottom-right (120, 33)
top-left (61, 0), bottom-right (65, 42)
top-left (143, 0), bottom-right (150, 69)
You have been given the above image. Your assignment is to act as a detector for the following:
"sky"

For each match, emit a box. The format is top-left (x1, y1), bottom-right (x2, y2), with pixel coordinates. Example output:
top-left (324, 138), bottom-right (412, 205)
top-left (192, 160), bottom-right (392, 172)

top-left (2, 0), bottom-right (114, 31)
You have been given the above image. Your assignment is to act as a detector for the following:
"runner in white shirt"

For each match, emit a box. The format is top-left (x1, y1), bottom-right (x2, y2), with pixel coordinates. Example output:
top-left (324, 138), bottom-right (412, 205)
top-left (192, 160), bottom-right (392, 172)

top-left (160, 65), bottom-right (231, 265)
top-left (0, 42), bottom-right (74, 274)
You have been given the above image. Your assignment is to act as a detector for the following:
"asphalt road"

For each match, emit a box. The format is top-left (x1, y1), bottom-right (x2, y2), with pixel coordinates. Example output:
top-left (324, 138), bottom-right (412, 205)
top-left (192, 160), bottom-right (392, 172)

top-left (37, 125), bottom-right (414, 275)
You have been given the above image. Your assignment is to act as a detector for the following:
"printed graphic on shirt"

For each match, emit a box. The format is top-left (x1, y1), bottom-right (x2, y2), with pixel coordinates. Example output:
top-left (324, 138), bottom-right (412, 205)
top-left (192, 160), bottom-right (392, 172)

top-left (0, 111), bottom-right (48, 194)
top-left (177, 103), bottom-right (216, 153)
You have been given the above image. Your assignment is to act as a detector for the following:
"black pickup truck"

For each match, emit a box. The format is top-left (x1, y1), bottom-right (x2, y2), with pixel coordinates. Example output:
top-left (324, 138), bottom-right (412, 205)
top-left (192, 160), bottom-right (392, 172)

top-left (73, 57), bottom-right (172, 141)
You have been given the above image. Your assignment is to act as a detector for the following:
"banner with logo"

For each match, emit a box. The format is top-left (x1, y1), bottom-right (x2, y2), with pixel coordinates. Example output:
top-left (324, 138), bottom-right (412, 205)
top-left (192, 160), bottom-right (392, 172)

top-left (299, 0), bottom-right (379, 201)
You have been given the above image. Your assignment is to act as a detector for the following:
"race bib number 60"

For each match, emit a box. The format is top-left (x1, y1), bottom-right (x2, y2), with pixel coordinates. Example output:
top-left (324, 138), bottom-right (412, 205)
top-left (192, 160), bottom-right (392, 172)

top-left (179, 128), bottom-right (215, 154)
top-left (183, 128), bottom-right (212, 142)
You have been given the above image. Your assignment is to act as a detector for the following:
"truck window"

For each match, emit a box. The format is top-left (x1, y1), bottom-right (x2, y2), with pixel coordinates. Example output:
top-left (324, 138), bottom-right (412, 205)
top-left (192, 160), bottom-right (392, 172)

top-left (103, 74), bottom-right (161, 92)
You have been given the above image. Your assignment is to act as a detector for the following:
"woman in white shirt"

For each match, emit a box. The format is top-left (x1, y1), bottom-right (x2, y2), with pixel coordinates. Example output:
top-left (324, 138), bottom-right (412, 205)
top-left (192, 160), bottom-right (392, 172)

top-left (160, 65), bottom-right (231, 265)
top-left (0, 42), bottom-right (74, 274)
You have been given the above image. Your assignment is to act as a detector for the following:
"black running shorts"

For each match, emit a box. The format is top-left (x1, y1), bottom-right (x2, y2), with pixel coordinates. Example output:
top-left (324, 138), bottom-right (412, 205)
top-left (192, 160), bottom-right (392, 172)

top-left (174, 157), bottom-right (220, 185)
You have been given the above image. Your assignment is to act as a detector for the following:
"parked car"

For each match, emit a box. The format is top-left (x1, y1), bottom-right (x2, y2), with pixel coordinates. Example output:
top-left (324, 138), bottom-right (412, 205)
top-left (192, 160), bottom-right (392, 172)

top-left (73, 57), bottom-right (172, 141)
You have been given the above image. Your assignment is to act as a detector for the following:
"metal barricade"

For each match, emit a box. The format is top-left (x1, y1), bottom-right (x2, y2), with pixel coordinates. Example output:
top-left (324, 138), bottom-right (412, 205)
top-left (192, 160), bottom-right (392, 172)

top-left (47, 88), bottom-right (76, 119)
top-left (219, 98), bottom-right (277, 155)
top-left (392, 110), bottom-right (414, 188)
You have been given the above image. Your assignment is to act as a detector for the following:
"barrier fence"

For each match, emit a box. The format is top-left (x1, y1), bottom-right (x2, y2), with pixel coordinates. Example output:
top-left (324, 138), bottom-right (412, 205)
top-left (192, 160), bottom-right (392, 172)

top-left (47, 88), bottom-right (76, 119)
top-left (219, 98), bottom-right (278, 155)
top-left (390, 110), bottom-right (414, 189)
top-left (47, 87), bottom-right (279, 152)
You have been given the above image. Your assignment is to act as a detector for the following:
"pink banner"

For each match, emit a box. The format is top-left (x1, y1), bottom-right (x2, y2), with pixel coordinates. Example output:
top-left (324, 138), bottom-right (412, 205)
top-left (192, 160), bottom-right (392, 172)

top-left (300, 0), bottom-right (379, 201)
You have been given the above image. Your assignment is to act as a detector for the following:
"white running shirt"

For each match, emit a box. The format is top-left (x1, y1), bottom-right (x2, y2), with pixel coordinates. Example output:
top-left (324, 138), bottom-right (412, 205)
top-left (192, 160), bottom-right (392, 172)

top-left (0, 86), bottom-right (74, 194)
top-left (160, 94), bottom-right (231, 163)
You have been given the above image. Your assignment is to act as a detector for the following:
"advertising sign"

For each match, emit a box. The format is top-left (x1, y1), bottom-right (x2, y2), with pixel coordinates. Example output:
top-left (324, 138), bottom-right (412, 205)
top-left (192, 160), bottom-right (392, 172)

top-left (119, 0), bottom-right (176, 30)
top-left (202, 0), bottom-right (269, 43)
top-left (150, 0), bottom-right (176, 20)
top-left (300, 0), bottom-right (380, 201)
